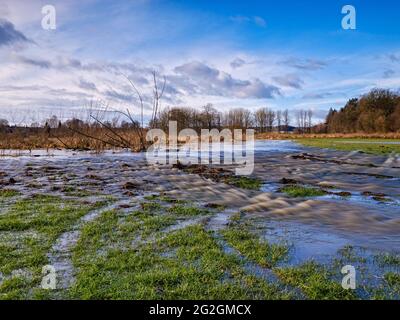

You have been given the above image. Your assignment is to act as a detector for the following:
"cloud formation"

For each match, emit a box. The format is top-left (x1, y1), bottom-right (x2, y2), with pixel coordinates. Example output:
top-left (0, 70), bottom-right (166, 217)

top-left (273, 74), bottom-right (304, 89)
top-left (0, 19), bottom-right (30, 47)
top-left (383, 69), bottom-right (395, 79)
top-left (230, 58), bottom-right (246, 69)
top-left (281, 57), bottom-right (327, 71)
top-left (174, 61), bottom-right (280, 99)
top-left (78, 79), bottom-right (97, 91)
top-left (388, 54), bottom-right (400, 63)
top-left (302, 92), bottom-right (333, 99)
top-left (16, 56), bottom-right (52, 68)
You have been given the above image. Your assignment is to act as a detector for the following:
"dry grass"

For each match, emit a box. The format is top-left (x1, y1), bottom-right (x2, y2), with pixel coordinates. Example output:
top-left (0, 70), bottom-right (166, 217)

top-left (0, 128), bottom-right (145, 151)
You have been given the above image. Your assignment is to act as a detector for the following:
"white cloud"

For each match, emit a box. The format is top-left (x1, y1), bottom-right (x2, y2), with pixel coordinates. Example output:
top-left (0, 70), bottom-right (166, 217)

top-left (174, 61), bottom-right (280, 99)
top-left (281, 57), bottom-right (327, 71)
top-left (273, 74), bottom-right (304, 89)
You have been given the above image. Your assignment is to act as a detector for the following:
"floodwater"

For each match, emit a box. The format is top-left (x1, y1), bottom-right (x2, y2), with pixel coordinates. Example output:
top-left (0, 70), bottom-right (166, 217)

top-left (252, 141), bottom-right (400, 256)
top-left (1, 140), bottom-right (399, 281)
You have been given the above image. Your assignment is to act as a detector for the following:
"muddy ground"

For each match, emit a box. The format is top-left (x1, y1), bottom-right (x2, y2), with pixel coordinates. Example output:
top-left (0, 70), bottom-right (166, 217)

top-left (0, 141), bottom-right (399, 299)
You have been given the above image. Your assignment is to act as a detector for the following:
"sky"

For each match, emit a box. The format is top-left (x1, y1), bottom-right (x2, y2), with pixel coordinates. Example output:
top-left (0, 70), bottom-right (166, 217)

top-left (0, 0), bottom-right (400, 125)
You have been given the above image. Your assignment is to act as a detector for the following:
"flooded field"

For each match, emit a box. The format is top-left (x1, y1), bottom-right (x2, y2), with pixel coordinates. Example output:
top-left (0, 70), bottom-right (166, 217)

top-left (0, 141), bottom-right (399, 299)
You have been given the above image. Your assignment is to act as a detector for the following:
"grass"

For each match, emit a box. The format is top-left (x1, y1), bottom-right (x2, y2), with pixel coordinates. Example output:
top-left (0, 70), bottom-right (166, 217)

top-left (144, 194), bottom-right (186, 204)
top-left (140, 202), bottom-right (162, 211)
top-left (225, 176), bottom-right (262, 190)
top-left (69, 206), bottom-right (290, 299)
top-left (167, 204), bottom-right (210, 216)
top-left (222, 228), bottom-right (288, 268)
top-left (221, 215), bottom-right (361, 300)
top-left (336, 245), bottom-right (367, 264)
top-left (0, 127), bottom-right (145, 151)
top-left (2, 189), bottom-right (396, 300)
top-left (0, 194), bottom-right (104, 299)
top-left (0, 189), bottom-right (20, 198)
top-left (372, 272), bottom-right (400, 299)
top-left (375, 253), bottom-right (400, 267)
top-left (295, 138), bottom-right (400, 155)
top-left (221, 214), bottom-right (288, 268)
top-left (280, 185), bottom-right (327, 198)
top-left (385, 272), bottom-right (400, 288)
top-left (275, 262), bottom-right (356, 300)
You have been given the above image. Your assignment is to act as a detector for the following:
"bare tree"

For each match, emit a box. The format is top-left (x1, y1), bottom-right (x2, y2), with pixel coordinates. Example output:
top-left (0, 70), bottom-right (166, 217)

top-left (266, 110), bottom-right (276, 132)
top-left (307, 110), bottom-right (313, 133)
top-left (150, 71), bottom-right (166, 127)
top-left (276, 110), bottom-right (282, 132)
top-left (222, 108), bottom-right (252, 129)
top-left (243, 109), bottom-right (253, 128)
top-left (45, 115), bottom-right (60, 129)
top-left (202, 104), bottom-right (220, 129)
top-left (297, 110), bottom-right (305, 133)
top-left (283, 109), bottom-right (290, 133)
top-left (254, 108), bottom-right (268, 133)
top-left (295, 109), bottom-right (313, 133)
top-left (80, 70), bottom-right (167, 151)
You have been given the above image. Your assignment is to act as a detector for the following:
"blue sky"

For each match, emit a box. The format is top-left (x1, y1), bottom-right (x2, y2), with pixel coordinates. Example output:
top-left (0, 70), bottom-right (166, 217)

top-left (0, 0), bottom-right (399, 124)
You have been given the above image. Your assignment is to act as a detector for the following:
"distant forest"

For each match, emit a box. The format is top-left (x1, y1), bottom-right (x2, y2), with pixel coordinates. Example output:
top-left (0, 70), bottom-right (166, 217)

top-left (321, 89), bottom-right (400, 133)
top-left (0, 88), bottom-right (399, 135)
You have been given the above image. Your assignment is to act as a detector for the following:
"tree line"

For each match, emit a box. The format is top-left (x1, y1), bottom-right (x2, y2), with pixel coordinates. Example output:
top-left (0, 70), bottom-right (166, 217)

top-left (0, 105), bottom-right (314, 134)
top-left (322, 89), bottom-right (400, 133)
top-left (153, 104), bottom-right (313, 133)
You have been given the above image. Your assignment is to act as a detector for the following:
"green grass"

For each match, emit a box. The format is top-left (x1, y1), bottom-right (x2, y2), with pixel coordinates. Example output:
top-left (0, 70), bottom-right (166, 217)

top-left (1, 191), bottom-right (390, 300)
top-left (67, 198), bottom-right (291, 299)
top-left (144, 194), bottom-right (186, 204)
top-left (221, 216), bottom-right (359, 300)
top-left (0, 189), bottom-right (20, 198)
top-left (222, 228), bottom-right (288, 268)
top-left (64, 188), bottom-right (94, 197)
top-left (225, 176), bottom-right (262, 190)
top-left (385, 272), bottom-right (400, 288)
top-left (69, 209), bottom-right (290, 299)
top-left (221, 215), bottom-right (288, 268)
top-left (375, 253), bottom-right (400, 267)
top-left (0, 194), bottom-right (104, 299)
top-left (2, 190), bottom-right (392, 300)
top-left (275, 262), bottom-right (357, 300)
top-left (295, 138), bottom-right (400, 155)
top-left (280, 185), bottom-right (327, 198)
top-left (140, 202), bottom-right (162, 211)
top-left (370, 271), bottom-right (400, 299)
top-left (336, 245), bottom-right (366, 264)
top-left (167, 204), bottom-right (210, 216)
